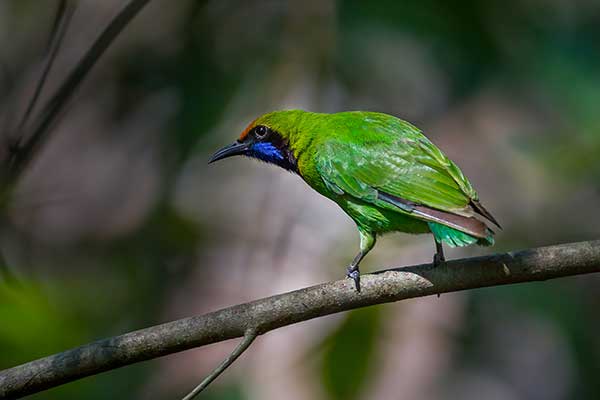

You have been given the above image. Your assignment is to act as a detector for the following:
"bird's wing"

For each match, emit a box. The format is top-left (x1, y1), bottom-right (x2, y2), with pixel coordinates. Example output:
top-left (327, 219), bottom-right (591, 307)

top-left (315, 133), bottom-right (492, 237)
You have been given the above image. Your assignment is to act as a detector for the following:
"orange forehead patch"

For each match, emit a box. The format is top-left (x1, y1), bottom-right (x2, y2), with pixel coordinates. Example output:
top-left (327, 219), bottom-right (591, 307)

top-left (239, 118), bottom-right (258, 141)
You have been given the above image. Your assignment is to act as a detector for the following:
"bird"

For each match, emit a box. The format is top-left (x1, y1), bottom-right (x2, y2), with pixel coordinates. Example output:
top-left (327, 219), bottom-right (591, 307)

top-left (209, 110), bottom-right (500, 291)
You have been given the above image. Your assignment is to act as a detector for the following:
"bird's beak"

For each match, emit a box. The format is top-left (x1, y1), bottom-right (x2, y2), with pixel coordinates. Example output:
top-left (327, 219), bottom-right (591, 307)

top-left (209, 141), bottom-right (249, 163)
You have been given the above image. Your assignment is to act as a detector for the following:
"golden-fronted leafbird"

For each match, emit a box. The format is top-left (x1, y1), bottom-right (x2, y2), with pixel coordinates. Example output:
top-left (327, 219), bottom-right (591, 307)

top-left (210, 110), bottom-right (500, 291)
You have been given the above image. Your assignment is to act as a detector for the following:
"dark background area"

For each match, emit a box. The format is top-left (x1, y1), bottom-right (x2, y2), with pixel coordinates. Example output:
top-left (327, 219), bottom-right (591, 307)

top-left (1, 1), bottom-right (599, 399)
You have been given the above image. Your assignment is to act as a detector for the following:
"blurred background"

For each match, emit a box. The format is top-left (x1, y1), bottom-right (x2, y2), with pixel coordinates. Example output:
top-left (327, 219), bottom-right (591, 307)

top-left (1, 0), bottom-right (599, 399)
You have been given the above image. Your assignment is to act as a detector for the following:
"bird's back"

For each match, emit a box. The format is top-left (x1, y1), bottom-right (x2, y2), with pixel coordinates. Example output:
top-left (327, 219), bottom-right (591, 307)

top-left (289, 111), bottom-right (495, 244)
top-left (294, 111), bottom-right (474, 204)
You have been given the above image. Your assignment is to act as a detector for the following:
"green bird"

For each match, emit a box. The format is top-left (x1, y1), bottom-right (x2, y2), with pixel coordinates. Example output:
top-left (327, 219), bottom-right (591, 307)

top-left (210, 110), bottom-right (500, 291)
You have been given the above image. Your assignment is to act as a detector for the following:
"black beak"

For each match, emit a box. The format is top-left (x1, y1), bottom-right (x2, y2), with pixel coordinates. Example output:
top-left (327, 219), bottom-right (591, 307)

top-left (209, 141), bottom-right (249, 164)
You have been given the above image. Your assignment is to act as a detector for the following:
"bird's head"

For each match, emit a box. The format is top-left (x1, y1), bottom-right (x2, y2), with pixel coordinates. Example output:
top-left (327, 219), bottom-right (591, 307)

top-left (209, 110), bottom-right (305, 172)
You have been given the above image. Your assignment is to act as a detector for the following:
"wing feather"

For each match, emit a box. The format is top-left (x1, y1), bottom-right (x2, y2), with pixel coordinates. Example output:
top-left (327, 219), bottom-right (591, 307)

top-left (315, 123), bottom-right (491, 235)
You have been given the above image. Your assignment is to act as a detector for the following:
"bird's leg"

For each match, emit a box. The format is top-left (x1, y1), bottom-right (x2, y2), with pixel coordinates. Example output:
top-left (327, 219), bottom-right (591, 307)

top-left (433, 239), bottom-right (445, 268)
top-left (433, 239), bottom-right (446, 298)
top-left (346, 251), bottom-right (365, 292)
top-left (346, 230), bottom-right (376, 292)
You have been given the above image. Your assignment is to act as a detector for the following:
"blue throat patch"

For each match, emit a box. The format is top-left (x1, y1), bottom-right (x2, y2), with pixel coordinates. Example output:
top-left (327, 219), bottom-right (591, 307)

top-left (250, 142), bottom-right (285, 163)
top-left (247, 140), bottom-right (297, 172)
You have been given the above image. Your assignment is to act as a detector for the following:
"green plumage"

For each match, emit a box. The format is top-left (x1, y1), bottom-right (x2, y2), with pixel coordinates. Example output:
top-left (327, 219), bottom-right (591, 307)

top-left (254, 110), bottom-right (494, 241)
top-left (212, 110), bottom-right (499, 290)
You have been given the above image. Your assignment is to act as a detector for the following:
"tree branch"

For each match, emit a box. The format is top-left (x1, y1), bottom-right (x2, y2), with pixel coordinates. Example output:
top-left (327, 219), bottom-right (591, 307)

top-left (13, 0), bottom-right (75, 142)
top-left (181, 329), bottom-right (258, 400)
top-left (1, 240), bottom-right (599, 399)
top-left (7, 0), bottom-right (152, 180)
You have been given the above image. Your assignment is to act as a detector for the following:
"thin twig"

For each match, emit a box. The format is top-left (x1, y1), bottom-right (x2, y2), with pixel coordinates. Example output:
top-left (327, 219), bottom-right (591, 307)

top-left (8, 0), bottom-right (152, 180)
top-left (0, 240), bottom-right (599, 399)
top-left (181, 329), bottom-right (258, 400)
top-left (12, 0), bottom-right (75, 145)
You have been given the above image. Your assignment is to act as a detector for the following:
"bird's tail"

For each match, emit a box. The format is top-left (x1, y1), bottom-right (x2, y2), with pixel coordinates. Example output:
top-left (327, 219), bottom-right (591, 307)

top-left (428, 222), bottom-right (495, 248)
top-left (377, 191), bottom-right (497, 246)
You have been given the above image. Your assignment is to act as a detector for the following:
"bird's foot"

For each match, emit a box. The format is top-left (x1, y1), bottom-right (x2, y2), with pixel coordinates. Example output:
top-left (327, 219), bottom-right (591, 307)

top-left (433, 253), bottom-right (446, 268)
top-left (346, 265), bottom-right (361, 292)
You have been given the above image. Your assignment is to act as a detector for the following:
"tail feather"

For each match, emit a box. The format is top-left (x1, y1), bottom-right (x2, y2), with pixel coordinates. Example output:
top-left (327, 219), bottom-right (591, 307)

top-left (377, 190), bottom-right (496, 243)
top-left (428, 223), bottom-right (495, 248)
top-left (411, 205), bottom-right (489, 239)
top-left (428, 222), bottom-right (478, 247)
top-left (470, 199), bottom-right (501, 229)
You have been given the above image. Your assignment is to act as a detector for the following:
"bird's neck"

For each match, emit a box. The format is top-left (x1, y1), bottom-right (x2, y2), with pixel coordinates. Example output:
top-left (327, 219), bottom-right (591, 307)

top-left (254, 110), bottom-right (322, 176)
top-left (285, 112), bottom-right (320, 164)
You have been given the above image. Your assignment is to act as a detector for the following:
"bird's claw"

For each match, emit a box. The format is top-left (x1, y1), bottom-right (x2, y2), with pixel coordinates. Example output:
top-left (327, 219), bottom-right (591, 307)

top-left (346, 267), bottom-right (361, 292)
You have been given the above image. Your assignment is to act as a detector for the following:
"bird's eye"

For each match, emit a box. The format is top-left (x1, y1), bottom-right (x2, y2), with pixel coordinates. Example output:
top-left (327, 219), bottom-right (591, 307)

top-left (254, 125), bottom-right (269, 139)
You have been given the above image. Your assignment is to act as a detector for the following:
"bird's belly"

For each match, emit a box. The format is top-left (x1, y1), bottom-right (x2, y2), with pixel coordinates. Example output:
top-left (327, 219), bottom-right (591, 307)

top-left (340, 198), bottom-right (430, 235)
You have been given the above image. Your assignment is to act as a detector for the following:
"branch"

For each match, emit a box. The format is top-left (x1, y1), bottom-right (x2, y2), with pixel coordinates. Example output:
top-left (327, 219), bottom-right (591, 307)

top-left (1, 240), bottom-right (599, 399)
top-left (13, 0), bottom-right (75, 141)
top-left (181, 329), bottom-right (258, 400)
top-left (7, 0), bottom-right (152, 180)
